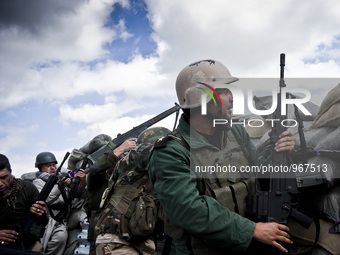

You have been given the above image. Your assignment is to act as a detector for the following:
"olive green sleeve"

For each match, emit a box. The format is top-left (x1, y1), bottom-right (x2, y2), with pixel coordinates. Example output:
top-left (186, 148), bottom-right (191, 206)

top-left (87, 149), bottom-right (119, 212)
top-left (97, 147), bottom-right (118, 170)
top-left (148, 140), bottom-right (255, 252)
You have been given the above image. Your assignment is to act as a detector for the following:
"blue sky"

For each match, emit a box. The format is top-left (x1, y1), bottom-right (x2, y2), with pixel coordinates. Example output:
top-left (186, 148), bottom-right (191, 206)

top-left (1, 0), bottom-right (340, 177)
top-left (105, 1), bottom-right (157, 62)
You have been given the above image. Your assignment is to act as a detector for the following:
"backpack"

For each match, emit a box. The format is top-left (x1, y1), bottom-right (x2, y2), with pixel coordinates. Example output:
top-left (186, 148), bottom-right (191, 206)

top-left (94, 143), bottom-right (162, 243)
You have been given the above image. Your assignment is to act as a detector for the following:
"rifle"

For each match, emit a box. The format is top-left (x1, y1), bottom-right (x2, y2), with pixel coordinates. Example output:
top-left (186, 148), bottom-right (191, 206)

top-left (87, 103), bottom-right (180, 164)
top-left (246, 54), bottom-right (314, 252)
top-left (37, 152), bottom-right (70, 202)
top-left (22, 152), bottom-right (71, 237)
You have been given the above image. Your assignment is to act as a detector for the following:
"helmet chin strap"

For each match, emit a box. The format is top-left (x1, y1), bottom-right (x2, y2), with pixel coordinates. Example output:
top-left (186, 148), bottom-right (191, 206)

top-left (208, 104), bottom-right (231, 130)
top-left (208, 101), bottom-right (223, 119)
top-left (216, 105), bottom-right (223, 119)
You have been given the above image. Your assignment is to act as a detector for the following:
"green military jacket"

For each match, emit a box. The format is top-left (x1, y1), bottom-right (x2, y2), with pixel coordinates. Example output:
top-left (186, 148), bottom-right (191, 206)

top-left (86, 147), bottom-right (119, 242)
top-left (87, 149), bottom-right (120, 213)
top-left (148, 115), bottom-right (259, 254)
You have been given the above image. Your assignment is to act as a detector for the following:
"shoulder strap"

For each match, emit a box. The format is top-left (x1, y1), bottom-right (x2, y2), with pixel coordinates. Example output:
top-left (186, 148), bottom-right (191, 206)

top-left (168, 133), bottom-right (190, 151)
top-left (49, 182), bottom-right (70, 222)
top-left (153, 129), bottom-right (190, 151)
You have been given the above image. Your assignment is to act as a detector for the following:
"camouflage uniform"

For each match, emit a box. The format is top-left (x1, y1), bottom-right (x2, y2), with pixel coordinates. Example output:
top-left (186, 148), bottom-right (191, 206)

top-left (94, 127), bottom-right (170, 255)
top-left (87, 148), bottom-right (120, 254)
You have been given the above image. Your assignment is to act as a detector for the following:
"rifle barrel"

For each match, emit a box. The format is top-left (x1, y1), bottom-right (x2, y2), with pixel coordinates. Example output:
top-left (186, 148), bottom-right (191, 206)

top-left (88, 103), bottom-right (180, 164)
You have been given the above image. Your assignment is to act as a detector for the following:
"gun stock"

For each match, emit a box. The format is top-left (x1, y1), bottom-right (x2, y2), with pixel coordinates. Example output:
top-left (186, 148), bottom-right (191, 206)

top-left (88, 103), bottom-right (180, 164)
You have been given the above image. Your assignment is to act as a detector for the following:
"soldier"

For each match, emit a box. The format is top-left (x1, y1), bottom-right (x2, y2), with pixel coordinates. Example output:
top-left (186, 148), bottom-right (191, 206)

top-left (87, 138), bottom-right (137, 254)
top-left (94, 127), bottom-right (171, 255)
top-left (148, 60), bottom-right (296, 254)
top-left (33, 152), bottom-right (77, 255)
top-left (0, 154), bottom-right (47, 254)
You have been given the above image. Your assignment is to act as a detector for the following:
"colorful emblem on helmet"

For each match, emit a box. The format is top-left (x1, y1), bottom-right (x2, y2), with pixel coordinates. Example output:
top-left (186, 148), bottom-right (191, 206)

top-left (196, 82), bottom-right (222, 106)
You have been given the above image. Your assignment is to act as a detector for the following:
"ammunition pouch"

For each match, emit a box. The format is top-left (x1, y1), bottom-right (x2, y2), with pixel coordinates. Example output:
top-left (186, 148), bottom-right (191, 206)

top-left (162, 178), bottom-right (255, 254)
top-left (211, 179), bottom-right (255, 216)
top-left (95, 185), bottom-right (159, 243)
top-left (128, 191), bottom-right (157, 238)
top-left (188, 179), bottom-right (255, 255)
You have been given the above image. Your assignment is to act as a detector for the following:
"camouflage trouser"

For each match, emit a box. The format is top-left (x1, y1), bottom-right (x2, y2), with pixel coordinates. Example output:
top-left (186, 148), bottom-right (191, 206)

top-left (96, 243), bottom-right (140, 255)
top-left (95, 233), bottom-right (155, 255)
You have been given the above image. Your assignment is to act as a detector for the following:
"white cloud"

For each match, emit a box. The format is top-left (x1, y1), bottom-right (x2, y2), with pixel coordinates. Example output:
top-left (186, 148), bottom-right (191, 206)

top-left (58, 99), bottom-right (140, 126)
top-left (0, 124), bottom-right (39, 154)
top-left (0, 49), bottom-right (172, 111)
top-left (2, 0), bottom-right (340, 178)
top-left (0, 0), bottom-right (136, 110)
top-left (146, 0), bottom-right (340, 77)
top-left (115, 19), bottom-right (133, 41)
top-left (76, 111), bottom-right (178, 141)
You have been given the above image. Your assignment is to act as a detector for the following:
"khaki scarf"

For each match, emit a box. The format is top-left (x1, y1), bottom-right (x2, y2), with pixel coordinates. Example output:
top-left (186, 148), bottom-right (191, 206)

top-left (0, 176), bottom-right (21, 208)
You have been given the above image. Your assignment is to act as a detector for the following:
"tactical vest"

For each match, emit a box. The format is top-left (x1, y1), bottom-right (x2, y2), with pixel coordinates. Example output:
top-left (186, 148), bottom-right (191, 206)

top-left (94, 144), bottom-right (160, 243)
top-left (166, 129), bottom-right (255, 254)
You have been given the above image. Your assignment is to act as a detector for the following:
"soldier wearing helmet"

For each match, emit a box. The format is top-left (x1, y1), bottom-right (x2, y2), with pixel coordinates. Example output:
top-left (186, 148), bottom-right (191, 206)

top-left (148, 60), bottom-right (296, 254)
top-left (94, 126), bottom-right (171, 255)
top-left (35, 152), bottom-right (58, 174)
top-left (87, 137), bottom-right (138, 254)
top-left (137, 126), bottom-right (171, 145)
top-left (33, 152), bottom-right (71, 255)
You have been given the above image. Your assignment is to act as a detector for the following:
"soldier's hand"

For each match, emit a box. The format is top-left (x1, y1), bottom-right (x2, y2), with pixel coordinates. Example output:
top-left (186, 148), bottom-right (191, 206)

top-left (77, 169), bottom-right (86, 187)
top-left (253, 222), bottom-right (292, 253)
top-left (113, 138), bottom-right (137, 157)
top-left (59, 176), bottom-right (71, 189)
top-left (0, 229), bottom-right (18, 244)
top-left (30, 201), bottom-right (47, 217)
top-left (268, 130), bottom-right (295, 152)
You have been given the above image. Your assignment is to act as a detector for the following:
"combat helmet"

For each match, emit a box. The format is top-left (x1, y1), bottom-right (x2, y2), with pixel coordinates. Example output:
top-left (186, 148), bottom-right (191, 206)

top-left (137, 127), bottom-right (171, 145)
top-left (35, 152), bottom-right (58, 168)
top-left (176, 59), bottom-right (238, 109)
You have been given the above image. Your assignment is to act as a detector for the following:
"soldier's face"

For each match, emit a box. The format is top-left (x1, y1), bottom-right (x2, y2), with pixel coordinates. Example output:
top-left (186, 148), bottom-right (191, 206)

top-left (41, 162), bottom-right (57, 175)
top-left (0, 168), bottom-right (12, 197)
top-left (207, 89), bottom-right (233, 120)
